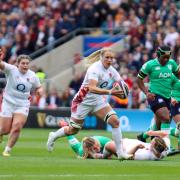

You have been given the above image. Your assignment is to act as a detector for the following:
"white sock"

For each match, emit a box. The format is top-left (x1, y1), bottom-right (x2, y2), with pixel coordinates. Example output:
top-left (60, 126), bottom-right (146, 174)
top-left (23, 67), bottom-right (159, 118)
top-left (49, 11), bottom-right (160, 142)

top-left (53, 127), bottom-right (66, 140)
top-left (112, 128), bottom-right (123, 156)
top-left (4, 146), bottom-right (11, 153)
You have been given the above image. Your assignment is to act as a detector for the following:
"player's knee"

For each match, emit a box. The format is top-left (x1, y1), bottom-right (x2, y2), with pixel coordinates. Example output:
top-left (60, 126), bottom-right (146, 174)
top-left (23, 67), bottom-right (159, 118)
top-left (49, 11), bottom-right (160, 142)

top-left (108, 118), bottom-right (119, 128)
top-left (160, 114), bottom-right (170, 123)
top-left (156, 112), bottom-right (170, 123)
top-left (0, 127), bottom-right (10, 135)
top-left (12, 123), bottom-right (23, 133)
top-left (65, 126), bottom-right (79, 135)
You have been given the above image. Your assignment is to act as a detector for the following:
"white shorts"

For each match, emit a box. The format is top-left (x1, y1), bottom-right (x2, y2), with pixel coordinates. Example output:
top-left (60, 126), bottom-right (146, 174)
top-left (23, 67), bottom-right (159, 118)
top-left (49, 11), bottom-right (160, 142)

top-left (0, 100), bottom-right (29, 117)
top-left (71, 99), bottom-right (109, 120)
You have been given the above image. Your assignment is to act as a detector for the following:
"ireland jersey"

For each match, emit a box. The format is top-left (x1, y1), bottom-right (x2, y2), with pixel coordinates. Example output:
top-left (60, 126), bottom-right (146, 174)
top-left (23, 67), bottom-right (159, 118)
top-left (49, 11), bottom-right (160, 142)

top-left (172, 75), bottom-right (180, 102)
top-left (138, 58), bottom-right (179, 99)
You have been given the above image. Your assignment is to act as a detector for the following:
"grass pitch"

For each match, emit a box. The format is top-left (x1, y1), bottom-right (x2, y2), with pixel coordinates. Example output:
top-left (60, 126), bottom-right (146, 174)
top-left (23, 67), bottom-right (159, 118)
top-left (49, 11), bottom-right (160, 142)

top-left (0, 129), bottom-right (179, 180)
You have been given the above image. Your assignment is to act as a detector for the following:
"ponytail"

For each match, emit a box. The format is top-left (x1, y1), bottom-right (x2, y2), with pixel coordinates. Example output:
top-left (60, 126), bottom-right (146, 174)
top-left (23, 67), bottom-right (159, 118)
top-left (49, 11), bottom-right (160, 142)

top-left (83, 47), bottom-right (112, 68)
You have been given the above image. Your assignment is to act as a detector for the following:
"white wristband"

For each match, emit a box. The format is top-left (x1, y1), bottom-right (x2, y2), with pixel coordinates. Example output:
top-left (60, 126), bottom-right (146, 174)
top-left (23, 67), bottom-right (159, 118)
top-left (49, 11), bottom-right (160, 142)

top-left (109, 90), bottom-right (112, 95)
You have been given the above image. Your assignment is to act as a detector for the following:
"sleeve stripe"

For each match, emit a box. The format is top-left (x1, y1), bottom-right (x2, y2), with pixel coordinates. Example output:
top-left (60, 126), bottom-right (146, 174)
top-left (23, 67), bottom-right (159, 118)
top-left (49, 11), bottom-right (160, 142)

top-left (138, 71), bottom-right (147, 79)
top-left (137, 74), bottom-right (143, 79)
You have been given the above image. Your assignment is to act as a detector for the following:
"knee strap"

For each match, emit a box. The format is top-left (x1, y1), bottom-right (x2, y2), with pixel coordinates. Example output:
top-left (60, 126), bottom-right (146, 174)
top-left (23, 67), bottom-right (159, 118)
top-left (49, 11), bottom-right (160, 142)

top-left (104, 111), bottom-right (117, 123)
top-left (69, 119), bottom-right (82, 129)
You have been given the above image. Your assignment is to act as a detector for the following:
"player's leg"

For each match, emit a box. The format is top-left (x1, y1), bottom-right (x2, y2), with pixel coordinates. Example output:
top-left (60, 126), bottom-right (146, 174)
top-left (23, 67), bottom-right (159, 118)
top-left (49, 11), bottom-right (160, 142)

top-left (47, 102), bottom-right (91, 152)
top-left (170, 102), bottom-right (180, 149)
top-left (3, 113), bottom-right (27, 156)
top-left (103, 141), bottom-right (116, 158)
top-left (0, 117), bottom-right (12, 143)
top-left (47, 119), bottom-right (81, 152)
top-left (0, 100), bottom-right (14, 143)
top-left (94, 104), bottom-right (132, 160)
top-left (148, 95), bottom-right (171, 140)
top-left (172, 116), bottom-right (180, 150)
top-left (137, 115), bottom-right (160, 142)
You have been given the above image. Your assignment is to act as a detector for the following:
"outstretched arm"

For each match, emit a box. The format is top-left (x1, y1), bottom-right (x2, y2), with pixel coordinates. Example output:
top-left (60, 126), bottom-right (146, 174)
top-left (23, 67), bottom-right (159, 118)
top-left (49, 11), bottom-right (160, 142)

top-left (146, 130), bottom-right (168, 138)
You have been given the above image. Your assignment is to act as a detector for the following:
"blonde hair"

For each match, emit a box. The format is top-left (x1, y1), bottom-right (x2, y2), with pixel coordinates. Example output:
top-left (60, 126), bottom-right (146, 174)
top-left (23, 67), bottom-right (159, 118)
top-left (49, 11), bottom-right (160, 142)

top-left (84, 47), bottom-right (113, 68)
top-left (82, 137), bottom-right (95, 159)
top-left (152, 137), bottom-right (168, 154)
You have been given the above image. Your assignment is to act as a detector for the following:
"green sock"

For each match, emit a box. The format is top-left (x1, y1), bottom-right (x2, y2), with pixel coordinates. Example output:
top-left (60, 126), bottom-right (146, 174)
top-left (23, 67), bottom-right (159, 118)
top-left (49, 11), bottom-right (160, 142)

top-left (161, 123), bottom-right (170, 134)
top-left (170, 128), bottom-right (176, 137)
top-left (161, 123), bottom-right (171, 149)
top-left (178, 135), bottom-right (180, 148)
top-left (67, 135), bottom-right (81, 154)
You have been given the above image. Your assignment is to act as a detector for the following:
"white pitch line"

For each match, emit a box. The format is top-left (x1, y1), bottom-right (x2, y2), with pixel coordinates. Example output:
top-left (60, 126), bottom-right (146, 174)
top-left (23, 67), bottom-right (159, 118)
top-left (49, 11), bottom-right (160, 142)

top-left (0, 174), bottom-right (155, 177)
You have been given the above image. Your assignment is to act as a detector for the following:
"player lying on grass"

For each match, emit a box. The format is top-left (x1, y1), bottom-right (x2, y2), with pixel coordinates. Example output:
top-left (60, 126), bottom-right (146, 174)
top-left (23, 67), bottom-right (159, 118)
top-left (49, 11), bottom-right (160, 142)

top-left (59, 120), bottom-right (168, 160)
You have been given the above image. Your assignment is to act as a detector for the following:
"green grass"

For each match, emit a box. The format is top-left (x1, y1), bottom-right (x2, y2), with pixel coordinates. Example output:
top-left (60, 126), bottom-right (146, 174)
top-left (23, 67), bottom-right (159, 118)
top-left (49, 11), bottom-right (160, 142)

top-left (0, 129), bottom-right (179, 180)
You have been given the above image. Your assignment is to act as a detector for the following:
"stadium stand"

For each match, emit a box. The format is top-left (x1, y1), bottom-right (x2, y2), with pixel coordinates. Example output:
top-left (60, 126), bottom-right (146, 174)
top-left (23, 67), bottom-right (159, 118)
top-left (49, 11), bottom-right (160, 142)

top-left (0, 0), bottom-right (180, 109)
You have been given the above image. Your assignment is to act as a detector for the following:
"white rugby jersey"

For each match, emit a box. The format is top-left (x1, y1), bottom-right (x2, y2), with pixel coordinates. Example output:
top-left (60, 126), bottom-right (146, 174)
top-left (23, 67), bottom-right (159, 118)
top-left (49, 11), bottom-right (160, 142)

top-left (2, 62), bottom-right (41, 106)
top-left (123, 138), bottom-right (166, 160)
top-left (73, 60), bottom-right (122, 105)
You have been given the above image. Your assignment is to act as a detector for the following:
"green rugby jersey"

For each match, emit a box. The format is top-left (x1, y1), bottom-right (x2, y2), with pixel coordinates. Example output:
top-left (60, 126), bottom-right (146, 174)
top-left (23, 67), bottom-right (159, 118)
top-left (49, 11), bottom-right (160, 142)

top-left (78, 136), bottom-right (111, 157)
top-left (172, 75), bottom-right (180, 102)
top-left (138, 58), bottom-right (179, 99)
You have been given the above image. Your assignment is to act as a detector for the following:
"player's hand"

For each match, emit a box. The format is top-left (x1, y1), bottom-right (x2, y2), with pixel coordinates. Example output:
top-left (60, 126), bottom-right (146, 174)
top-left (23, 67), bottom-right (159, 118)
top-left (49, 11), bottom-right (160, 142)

top-left (171, 98), bottom-right (178, 106)
top-left (146, 92), bottom-right (155, 101)
top-left (110, 84), bottom-right (125, 98)
top-left (138, 144), bottom-right (145, 149)
top-left (36, 87), bottom-right (44, 97)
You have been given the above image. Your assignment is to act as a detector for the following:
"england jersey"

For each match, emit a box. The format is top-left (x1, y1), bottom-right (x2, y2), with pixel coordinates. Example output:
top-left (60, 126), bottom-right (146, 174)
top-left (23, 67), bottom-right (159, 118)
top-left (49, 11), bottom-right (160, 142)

top-left (2, 63), bottom-right (41, 107)
top-left (73, 60), bottom-right (122, 105)
top-left (123, 138), bottom-right (165, 160)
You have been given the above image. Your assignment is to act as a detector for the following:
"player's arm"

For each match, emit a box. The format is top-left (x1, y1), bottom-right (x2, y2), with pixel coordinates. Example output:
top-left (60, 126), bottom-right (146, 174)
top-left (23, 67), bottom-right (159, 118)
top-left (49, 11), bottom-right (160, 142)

top-left (35, 86), bottom-right (44, 96)
top-left (0, 49), bottom-right (5, 70)
top-left (127, 144), bottom-right (145, 157)
top-left (87, 79), bottom-right (124, 96)
top-left (87, 79), bottom-right (124, 97)
top-left (88, 152), bottom-right (104, 159)
top-left (87, 79), bottom-right (111, 95)
top-left (146, 130), bottom-right (168, 138)
top-left (137, 67), bottom-right (149, 95)
top-left (137, 63), bottom-right (155, 101)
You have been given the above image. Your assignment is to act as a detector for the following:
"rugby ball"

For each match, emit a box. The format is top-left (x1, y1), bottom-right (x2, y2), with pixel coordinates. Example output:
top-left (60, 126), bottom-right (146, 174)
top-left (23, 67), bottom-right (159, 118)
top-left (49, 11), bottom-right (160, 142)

top-left (112, 81), bottom-right (129, 99)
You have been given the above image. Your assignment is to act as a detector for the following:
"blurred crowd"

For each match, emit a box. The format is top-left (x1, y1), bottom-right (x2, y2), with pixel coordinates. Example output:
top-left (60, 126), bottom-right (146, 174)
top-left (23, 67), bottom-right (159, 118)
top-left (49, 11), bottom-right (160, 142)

top-left (0, 0), bottom-right (180, 109)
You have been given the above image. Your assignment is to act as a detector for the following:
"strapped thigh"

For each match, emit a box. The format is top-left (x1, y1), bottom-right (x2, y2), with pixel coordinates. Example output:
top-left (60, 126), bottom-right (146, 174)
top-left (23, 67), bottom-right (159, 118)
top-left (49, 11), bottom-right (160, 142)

top-left (104, 110), bottom-right (117, 123)
top-left (69, 119), bottom-right (83, 129)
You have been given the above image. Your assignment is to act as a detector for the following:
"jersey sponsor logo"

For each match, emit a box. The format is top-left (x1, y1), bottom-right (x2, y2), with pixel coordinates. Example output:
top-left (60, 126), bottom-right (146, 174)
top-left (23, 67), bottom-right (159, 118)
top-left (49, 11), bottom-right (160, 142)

top-left (158, 98), bottom-right (164, 103)
top-left (168, 64), bottom-right (172, 70)
top-left (142, 64), bottom-right (147, 69)
top-left (155, 66), bottom-right (160, 70)
top-left (158, 72), bottom-right (171, 78)
top-left (100, 81), bottom-right (108, 88)
top-left (16, 84), bottom-right (26, 92)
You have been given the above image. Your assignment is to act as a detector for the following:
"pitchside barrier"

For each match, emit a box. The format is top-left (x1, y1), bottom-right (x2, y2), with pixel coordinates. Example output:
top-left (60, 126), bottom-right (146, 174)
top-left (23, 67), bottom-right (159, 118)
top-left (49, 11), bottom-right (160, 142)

top-left (25, 107), bottom-right (176, 132)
